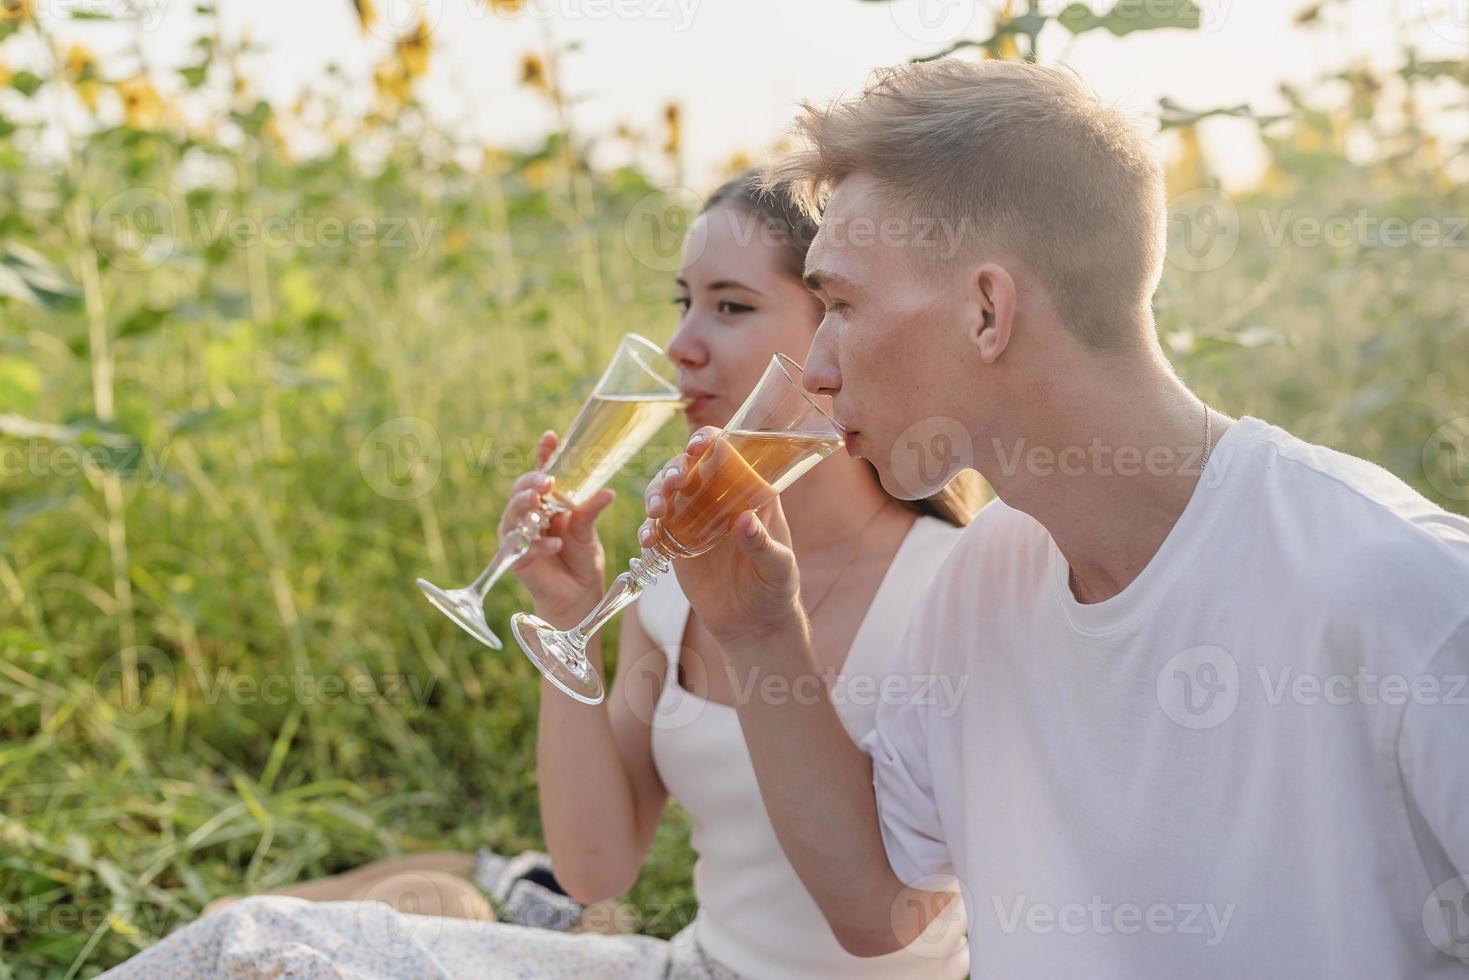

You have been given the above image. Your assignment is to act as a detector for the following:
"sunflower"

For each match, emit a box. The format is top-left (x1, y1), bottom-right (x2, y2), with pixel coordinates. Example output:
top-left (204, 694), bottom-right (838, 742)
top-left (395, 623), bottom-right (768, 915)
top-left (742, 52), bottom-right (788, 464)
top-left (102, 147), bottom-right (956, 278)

top-left (373, 57), bottom-right (412, 111)
top-left (65, 43), bottom-right (101, 113)
top-left (117, 75), bottom-right (166, 131)
top-left (519, 52), bottom-right (547, 94)
top-left (662, 101), bottom-right (681, 157)
top-left (0, 0), bottom-right (34, 22)
top-left (397, 17), bottom-right (431, 79)
top-left (351, 0), bottom-right (375, 33)
top-left (481, 147), bottom-right (511, 175)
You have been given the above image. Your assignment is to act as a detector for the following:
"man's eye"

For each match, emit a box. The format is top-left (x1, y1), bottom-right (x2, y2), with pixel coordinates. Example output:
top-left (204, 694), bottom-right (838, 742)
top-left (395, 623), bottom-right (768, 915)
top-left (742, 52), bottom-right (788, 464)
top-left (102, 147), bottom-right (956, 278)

top-left (827, 301), bottom-right (849, 315)
top-left (717, 301), bottom-right (754, 315)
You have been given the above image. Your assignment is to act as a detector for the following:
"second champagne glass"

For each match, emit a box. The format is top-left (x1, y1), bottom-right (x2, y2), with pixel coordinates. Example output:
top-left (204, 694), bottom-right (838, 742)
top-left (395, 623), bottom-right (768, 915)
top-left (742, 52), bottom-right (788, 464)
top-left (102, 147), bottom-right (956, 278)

top-left (417, 333), bottom-right (682, 650)
top-left (511, 353), bottom-right (845, 704)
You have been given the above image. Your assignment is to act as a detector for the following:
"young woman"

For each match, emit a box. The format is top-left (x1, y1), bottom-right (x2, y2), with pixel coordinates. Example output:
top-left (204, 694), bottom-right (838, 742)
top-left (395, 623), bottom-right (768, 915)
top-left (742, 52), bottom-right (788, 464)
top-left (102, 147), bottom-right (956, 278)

top-left (101, 173), bottom-right (986, 979)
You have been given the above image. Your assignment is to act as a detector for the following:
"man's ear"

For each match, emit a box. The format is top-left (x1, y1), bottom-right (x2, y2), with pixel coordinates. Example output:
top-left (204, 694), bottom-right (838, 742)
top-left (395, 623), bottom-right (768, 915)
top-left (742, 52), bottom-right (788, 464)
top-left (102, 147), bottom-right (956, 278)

top-left (971, 263), bottom-right (1016, 364)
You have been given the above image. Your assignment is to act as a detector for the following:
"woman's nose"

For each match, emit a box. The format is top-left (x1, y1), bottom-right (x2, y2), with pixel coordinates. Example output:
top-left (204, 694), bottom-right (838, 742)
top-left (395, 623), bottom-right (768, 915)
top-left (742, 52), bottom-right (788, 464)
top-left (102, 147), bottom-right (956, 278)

top-left (667, 317), bottom-right (708, 369)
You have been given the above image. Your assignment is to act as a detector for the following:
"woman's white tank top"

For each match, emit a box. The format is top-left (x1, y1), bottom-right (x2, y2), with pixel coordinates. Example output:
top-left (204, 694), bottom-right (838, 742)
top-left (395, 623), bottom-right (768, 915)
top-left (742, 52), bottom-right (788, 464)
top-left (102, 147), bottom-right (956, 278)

top-left (643, 515), bottom-right (970, 979)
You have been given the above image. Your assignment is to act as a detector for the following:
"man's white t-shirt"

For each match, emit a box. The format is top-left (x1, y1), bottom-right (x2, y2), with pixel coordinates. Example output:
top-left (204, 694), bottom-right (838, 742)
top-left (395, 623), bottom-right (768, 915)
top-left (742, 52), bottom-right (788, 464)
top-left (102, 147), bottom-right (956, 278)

top-left (862, 416), bottom-right (1469, 978)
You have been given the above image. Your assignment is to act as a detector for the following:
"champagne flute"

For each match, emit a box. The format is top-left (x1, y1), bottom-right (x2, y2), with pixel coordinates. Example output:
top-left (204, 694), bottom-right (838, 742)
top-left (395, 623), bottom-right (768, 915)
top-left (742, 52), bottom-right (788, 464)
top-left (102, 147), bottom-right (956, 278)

top-left (417, 333), bottom-right (682, 650)
top-left (512, 354), bottom-right (844, 704)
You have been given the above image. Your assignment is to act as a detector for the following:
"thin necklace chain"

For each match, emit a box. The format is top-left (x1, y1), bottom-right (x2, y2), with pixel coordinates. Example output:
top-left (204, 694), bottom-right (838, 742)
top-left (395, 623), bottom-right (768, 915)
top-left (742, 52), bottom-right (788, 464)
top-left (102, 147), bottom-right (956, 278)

top-left (800, 501), bottom-right (891, 620)
top-left (1201, 405), bottom-right (1213, 472)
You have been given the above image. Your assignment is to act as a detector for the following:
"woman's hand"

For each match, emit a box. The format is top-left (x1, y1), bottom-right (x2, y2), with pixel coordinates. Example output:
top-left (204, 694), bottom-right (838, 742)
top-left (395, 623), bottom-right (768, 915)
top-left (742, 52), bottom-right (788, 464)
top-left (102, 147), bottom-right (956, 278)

top-left (638, 426), bottom-right (804, 647)
top-left (503, 430), bottom-right (617, 625)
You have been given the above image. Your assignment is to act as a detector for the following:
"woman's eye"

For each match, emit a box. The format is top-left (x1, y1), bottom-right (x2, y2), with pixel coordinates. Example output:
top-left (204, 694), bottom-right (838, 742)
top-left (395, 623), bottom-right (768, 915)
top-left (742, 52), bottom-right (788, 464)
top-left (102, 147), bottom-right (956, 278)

top-left (672, 296), bottom-right (691, 313)
top-left (717, 300), bottom-right (753, 315)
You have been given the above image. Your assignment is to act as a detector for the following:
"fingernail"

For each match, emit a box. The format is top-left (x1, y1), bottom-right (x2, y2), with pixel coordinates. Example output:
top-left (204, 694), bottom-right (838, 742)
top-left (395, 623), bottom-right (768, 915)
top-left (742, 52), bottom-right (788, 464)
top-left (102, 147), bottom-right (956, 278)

top-left (649, 493), bottom-right (663, 511)
top-left (745, 517), bottom-right (759, 538)
top-left (638, 525), bottom-right (651, 545)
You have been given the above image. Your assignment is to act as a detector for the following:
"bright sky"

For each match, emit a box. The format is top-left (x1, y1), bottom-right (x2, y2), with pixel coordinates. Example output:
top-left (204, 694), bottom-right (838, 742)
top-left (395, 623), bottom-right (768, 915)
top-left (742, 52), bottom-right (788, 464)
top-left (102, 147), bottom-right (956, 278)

top-left (30, 0), bottom-right (1469, 190)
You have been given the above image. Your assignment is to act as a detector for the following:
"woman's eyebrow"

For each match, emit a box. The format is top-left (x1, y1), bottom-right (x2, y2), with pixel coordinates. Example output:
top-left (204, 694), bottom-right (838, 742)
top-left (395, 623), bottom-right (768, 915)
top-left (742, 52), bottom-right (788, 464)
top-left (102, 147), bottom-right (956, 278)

top-left (706, 278), bottom-right (763, 296)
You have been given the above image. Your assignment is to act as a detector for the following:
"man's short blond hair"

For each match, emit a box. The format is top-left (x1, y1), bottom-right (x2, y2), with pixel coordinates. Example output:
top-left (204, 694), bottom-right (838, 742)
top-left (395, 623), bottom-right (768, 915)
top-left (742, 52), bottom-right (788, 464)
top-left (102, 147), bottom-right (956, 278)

top-left (765, 59), bottom-right (1167, 352)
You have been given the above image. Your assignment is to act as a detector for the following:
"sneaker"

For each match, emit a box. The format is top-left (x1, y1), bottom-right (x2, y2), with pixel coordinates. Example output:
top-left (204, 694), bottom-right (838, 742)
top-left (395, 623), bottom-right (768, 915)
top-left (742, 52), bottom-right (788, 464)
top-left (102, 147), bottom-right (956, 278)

top-left (502, 876), bottom-right (583, 932)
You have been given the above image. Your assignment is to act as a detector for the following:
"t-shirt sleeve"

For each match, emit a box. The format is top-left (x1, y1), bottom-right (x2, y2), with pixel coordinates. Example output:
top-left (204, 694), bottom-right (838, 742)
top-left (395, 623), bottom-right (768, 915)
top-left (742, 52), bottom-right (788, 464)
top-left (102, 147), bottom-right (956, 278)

top-left (1398, 614), bottom-right (1469, 885)
top-left (858, 618), bottom-right (956, 887)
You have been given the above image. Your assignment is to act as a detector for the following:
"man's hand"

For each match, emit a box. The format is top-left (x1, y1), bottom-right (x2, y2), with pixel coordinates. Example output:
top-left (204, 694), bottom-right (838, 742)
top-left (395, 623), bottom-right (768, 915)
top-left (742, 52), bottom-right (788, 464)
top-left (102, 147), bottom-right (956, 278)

top-left (636, 426), bottom-right (957, 956)
top-left (638, 426), bottom-right (804, 646)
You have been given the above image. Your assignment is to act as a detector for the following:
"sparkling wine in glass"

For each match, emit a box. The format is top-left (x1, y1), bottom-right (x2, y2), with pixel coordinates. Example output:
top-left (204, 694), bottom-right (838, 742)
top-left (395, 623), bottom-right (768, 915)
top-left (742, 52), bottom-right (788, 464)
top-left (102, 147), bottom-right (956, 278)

top-left (417, 333), bottom-right (682, 650)
top-left (511, 353), bottom-right (844, 703)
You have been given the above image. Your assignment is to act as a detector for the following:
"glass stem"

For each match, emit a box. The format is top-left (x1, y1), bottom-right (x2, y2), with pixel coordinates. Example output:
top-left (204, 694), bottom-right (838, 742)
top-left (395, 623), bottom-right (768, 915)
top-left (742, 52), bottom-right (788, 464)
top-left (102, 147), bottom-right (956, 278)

top-left (560, 544), bottom-right (674, 654)
top-left (468, 499), bottom-right (562, 599)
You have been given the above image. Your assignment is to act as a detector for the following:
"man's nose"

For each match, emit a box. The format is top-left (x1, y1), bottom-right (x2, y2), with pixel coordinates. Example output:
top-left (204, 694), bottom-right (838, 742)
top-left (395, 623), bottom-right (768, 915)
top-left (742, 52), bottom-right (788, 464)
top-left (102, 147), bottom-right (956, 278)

top-left (802, 321), bottom-right (842, 396)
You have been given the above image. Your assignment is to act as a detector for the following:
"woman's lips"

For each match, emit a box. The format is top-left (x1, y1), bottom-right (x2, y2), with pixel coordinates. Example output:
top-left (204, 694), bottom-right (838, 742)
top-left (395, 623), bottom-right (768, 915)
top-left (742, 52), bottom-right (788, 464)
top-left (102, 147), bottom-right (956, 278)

top-left (844, 430), bottom-right (861, 456)
top-left (685, 394), bottom-right (715, 416)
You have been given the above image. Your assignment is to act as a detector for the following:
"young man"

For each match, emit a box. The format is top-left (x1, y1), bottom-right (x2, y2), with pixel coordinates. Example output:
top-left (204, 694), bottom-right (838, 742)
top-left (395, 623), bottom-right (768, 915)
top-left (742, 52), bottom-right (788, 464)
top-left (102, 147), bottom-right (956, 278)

top-left (639, 59), bottom-right (1469, 976)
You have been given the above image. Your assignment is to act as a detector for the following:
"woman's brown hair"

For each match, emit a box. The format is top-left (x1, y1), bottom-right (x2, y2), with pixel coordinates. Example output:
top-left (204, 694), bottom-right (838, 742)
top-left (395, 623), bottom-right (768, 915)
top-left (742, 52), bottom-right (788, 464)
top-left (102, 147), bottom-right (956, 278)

top-left (701, 170), bottom-right (990, 528)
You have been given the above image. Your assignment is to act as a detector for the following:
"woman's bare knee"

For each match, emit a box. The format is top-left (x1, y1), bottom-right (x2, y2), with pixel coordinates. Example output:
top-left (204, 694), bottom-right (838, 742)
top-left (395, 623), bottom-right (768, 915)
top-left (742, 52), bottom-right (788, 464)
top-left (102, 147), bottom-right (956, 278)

top-left (356, 869), bottom-right (496, 922)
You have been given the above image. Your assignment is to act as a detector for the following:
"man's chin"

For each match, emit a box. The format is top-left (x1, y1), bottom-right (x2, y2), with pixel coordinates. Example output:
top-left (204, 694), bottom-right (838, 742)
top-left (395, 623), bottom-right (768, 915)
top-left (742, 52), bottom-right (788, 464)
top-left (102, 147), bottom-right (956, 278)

top-left (872, 458), bottom-right (945, 502)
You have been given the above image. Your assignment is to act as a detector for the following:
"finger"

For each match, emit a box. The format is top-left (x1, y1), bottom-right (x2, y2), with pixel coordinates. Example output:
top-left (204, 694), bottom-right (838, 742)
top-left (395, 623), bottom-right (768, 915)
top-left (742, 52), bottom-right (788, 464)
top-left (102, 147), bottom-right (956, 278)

top-left (535, 430), bottom-right (559, 470)
top-left (500, 487), bottom-right (542, 534)
top-left (526, 536), bottom-right (564, 558)
top-left (567, 488), bottom-right (615, 542)
top-left (509, 469), bottom-right (555, 499)
top-left (760, 494), bottom-right (792, 545)
top-left (686, 426), bottom-right (719, 459)
top-left (733, 510), bottom-right (790, 571)
top-left (646, 458), bottom-right (691, 518)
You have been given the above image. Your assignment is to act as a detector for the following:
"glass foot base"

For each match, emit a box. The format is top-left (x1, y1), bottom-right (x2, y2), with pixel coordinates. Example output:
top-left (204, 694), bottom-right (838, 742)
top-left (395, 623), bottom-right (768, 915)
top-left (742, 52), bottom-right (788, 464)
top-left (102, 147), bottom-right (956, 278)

top-left (510, 612), bottom-right (605, 704)
top-left (417, 578), bottom-right (503, 651)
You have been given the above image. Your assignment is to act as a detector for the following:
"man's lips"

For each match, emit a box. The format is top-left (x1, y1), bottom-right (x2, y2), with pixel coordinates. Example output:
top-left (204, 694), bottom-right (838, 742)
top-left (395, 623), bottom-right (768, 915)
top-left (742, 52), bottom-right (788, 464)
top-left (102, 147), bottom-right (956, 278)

top-left (843, 430), bottom-right (861, 455)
